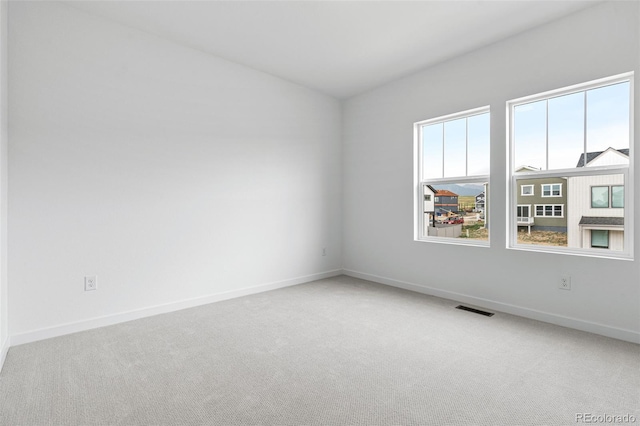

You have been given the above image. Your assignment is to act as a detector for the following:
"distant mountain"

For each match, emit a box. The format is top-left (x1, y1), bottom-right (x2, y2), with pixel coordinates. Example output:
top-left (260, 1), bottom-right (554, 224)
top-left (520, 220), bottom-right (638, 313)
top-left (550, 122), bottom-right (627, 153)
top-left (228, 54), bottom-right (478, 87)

top-left (432, 183), bottom-right (485, 196)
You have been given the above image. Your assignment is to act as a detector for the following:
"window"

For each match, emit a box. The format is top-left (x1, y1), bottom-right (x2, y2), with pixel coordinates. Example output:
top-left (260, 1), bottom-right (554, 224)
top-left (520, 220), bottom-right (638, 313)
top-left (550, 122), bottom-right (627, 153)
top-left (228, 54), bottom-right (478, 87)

top-left (508, 72), bottom-right (633, 259)
top-left (591, 185), bottom-right (624, 208)
top-left (424, 194), bottom-right (431, 202)
top-left (612, 186), bottom-right (624, 208)
top-left (521, 185), bottom-right (534, 196)
top-left (415, 106), bottom-right (490, 245)
top-left (517, 205), bottom-right (532, 221)
top-left (591, 230), bottom-right (609, 249)
top-left (591, 186), bottom-right (609, 208)
top-left (541, 184), bottom-right (562, 197)
top-left (534, 204), bottom-right (564, 217)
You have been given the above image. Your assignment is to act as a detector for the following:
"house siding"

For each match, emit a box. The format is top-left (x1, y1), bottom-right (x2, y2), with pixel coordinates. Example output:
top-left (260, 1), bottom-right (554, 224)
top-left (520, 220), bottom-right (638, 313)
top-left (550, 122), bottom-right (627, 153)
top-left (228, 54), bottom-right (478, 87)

top-left (516, 177), bottom-right (567, 231)
top-left (435, 195), bottom-right (458, 214)
top-left (567, 174), bottom-right (625, 250)
top-left (579, 228), bottom-right (624, 251)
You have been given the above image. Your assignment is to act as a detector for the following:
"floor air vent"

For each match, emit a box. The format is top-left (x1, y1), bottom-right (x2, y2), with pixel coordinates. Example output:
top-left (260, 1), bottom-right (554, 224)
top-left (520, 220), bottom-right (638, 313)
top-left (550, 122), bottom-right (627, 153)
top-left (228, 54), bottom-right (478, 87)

top-left (455, 305), bottom-right (494, 317)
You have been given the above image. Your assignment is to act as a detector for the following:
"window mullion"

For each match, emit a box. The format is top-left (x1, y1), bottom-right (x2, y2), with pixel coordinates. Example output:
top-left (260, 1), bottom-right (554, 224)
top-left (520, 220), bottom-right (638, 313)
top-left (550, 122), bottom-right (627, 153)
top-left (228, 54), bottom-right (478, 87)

top-left (583, 91), bottom-right (587, 167)
top-left (441, 123), bottom-right (445, 179)
top-left (465, 118), bottom-right (468, 177)
top-left (545, 100), bottom-right (549, 171)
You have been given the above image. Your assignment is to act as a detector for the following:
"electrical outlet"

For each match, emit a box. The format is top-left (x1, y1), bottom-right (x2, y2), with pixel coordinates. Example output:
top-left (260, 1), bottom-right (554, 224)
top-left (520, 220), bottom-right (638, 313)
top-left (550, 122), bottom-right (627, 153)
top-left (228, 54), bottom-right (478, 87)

top-left (322, 247), bottom-right (327, 256)
top-left (559, 275), bottom-right (571, 291)
top-left (85, 276), bottom-right (97, 291)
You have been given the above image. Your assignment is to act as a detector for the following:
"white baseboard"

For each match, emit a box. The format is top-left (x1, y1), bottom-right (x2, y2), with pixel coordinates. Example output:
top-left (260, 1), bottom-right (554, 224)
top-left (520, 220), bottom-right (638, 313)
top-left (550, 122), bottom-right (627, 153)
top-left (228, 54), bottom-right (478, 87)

top-left (343, 269), bottom-right (640, 344)
top-left (10, 269), bottom-right (343, 346)
top-left (0, 336), bottom-right (9, 374)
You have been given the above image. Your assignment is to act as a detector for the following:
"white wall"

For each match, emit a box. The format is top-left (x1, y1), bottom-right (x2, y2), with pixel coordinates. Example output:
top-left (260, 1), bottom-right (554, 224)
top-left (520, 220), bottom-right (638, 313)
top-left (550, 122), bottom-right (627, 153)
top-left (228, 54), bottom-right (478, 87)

top-left (343, 1), bottom-right (640, 342)
top-left (0, 0), bottom-right (8, 364)
top-left (8, 1), bottom-right (342, 340)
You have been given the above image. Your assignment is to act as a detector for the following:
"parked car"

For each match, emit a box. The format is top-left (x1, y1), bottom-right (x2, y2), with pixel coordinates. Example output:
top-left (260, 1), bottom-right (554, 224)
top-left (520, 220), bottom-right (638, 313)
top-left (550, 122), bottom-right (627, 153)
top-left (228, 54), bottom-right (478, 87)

top-left (443, 216), bottom-right (464, 225)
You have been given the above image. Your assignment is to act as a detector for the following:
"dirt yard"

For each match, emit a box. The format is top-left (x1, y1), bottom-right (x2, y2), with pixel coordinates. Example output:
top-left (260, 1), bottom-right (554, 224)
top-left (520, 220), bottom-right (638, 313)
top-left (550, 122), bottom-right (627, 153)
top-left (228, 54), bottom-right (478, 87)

top-left (517, 230), bottom-right (567, 246)
top-left (460, 223), bottom-right (488, 240)
top-left (457, 226), bottom-right (567, 245)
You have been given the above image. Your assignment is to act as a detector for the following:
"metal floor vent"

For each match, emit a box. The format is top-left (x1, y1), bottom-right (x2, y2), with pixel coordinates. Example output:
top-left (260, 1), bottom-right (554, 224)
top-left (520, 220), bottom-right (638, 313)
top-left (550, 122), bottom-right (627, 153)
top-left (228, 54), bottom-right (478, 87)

top-left (455, 305), bottom-right (494, 317)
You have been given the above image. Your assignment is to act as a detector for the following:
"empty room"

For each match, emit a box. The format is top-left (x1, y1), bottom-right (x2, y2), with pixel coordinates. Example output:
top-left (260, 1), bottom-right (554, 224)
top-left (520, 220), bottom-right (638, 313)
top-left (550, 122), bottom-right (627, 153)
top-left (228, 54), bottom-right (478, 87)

top-left (0, 0), bottom-right (639, 425)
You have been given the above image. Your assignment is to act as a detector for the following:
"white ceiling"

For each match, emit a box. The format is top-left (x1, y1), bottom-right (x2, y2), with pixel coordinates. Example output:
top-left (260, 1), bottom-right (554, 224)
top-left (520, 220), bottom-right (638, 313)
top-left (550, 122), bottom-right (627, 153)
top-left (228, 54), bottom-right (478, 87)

top-left (65, 0), bottom-right (601, 99)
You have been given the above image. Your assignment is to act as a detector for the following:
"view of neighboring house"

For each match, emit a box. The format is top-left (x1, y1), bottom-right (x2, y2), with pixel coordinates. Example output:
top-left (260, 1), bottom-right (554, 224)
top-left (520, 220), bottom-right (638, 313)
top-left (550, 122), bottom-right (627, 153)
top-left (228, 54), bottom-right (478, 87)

top-left (475, 191), bottom-right (485, 214)
top-left (434, 189), bottom-right (459, 217)
top-left (422, 184), bottom-right (437, 232)
top-left (423, 186), bottom-right (463, 238)
top-left (515, 166), bottom-right (567, 234)
top-left (482, 183), bottom-right (489, 229)
top-left (567, 148), bottom-right (628, 251)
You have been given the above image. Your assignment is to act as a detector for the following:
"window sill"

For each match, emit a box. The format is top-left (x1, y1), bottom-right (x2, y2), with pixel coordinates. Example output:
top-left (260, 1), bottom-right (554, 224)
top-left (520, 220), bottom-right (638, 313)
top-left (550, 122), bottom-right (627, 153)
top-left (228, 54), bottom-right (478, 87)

top-left (415, 237), bottom-right (490, 248)
top-left (507, 243), bottom-right (633, 261)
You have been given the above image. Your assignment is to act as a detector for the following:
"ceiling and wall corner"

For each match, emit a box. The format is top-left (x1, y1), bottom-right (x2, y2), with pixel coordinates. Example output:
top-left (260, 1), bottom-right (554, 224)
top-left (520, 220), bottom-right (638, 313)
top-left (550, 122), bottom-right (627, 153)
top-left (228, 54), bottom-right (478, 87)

top-left (64, 0), bottom-right (602, 99)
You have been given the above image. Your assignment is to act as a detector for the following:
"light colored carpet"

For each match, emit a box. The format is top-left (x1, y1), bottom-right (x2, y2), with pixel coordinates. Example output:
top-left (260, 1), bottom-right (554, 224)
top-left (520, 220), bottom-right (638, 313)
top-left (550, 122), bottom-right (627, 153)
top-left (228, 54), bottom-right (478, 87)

top-left (1, 275), bottom-right (638, 425)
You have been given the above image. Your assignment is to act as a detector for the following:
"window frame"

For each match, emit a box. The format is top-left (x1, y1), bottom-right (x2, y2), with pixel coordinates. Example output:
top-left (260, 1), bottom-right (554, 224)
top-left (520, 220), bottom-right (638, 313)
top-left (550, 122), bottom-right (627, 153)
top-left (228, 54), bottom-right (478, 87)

top-left (507, 72), bottom-right (634, 260)
top-left (517, 205), bottom-right (533, 223)
top-left (591, 230), bottom-right (610, 249)
top-left (521, 185), bottom-right (534, 196)
top-left (414, 106), bottom-right (490, 247)
top-left (612, 185), bottom-right (624, 208)
top-left (541, 183), bottom-right (562, 197)
top-left (533, 204), bottom-right (564, 218)
top-left (591, 186), bottom-right (610, 208)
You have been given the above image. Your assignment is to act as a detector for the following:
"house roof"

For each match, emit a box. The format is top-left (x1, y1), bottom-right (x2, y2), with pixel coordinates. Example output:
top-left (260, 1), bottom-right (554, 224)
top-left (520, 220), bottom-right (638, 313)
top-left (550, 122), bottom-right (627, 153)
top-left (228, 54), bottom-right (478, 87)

top-left (515, 165), bottom-right (541, 172)
top-left (435, 189), bottom-right (458, 197)
top-left (579, 216), bottom-right (624, 226)
top-left (575, 148), bottom-right (629, 167)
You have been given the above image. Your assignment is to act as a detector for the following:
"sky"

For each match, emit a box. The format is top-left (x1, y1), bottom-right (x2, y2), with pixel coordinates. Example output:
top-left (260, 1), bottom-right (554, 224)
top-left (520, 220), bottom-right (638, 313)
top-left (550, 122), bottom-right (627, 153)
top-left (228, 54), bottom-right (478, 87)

top-left (421, 81), bottom-right (630, 180)
top-left (422, 112), bottom-right (489, 179)
top-left (513, 81), bottom-right (630, 170)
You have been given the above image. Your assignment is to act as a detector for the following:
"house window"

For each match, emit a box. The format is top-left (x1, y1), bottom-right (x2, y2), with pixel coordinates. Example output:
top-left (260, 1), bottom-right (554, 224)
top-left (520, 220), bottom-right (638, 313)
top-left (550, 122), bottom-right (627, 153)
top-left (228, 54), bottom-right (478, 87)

top-left (508, 72), bottom-right (633, 259)
top-left (591, 230), bottom-right (609, 249)
top-left (592, 185), bottom-right (625, 208)
top-left (517, 205), bottom-right (532, 221)
top-left (415, 106), bottom-right (490, 245)
top-left (424, 194), bottom-right (431, 202)
top-left (591, 186), bottom-right (609, 208)
top-left (541, 184), bottom-right (562, 197)
top-left (521, 185), bottom-right (534, 196)
top-left (612, 186), bottom-right (624, 208)
top-left (534, 204), bottom-right (564, 217)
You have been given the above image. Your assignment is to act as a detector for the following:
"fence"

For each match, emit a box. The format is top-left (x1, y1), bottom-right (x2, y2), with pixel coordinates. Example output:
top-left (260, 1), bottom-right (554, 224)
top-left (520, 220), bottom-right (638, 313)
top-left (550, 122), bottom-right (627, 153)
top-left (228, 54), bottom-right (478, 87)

top-left (427, 224), bottom-right (462, 238)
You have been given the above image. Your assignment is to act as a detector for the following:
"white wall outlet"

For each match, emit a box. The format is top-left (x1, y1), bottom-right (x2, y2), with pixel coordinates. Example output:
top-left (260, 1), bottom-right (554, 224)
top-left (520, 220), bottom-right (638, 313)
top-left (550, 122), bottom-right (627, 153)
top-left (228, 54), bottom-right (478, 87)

top-left (85, 276), bottom-right (97, 291)
top-left (559, 275), bottom-right (571, 290)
